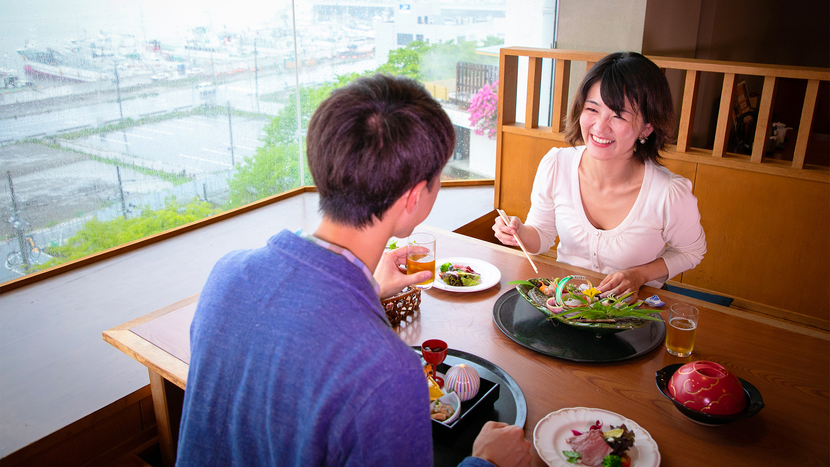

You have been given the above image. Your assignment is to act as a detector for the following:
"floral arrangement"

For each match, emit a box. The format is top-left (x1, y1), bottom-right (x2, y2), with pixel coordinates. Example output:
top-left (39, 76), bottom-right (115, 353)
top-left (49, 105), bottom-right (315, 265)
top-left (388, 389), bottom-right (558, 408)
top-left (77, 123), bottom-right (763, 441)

top-left (468, 80), bottom-right (499, 139)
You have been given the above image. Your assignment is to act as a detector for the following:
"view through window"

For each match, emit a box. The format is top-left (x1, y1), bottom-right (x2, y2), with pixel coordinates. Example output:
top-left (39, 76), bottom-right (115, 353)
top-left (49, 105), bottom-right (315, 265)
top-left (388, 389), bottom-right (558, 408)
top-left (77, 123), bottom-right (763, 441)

top-left (0, 0), bottom-right (506, 284)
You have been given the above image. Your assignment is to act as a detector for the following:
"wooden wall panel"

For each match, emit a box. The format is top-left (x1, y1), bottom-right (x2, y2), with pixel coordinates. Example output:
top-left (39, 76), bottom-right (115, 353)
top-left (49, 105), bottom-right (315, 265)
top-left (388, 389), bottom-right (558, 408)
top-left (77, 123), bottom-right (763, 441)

top-left (660, 158), bottom-right (698, 188)
top-left (1, 386), bottom-right (156, 467)
top-left (496, 133), bottom-right (566, 221)
top-left (684, 164), bottom-right (830, 321)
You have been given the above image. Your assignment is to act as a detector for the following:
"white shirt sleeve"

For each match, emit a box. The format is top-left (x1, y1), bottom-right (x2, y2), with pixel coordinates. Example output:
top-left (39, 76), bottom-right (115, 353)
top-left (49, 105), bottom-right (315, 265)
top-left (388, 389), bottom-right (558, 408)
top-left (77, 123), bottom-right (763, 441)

top-left (526, 148), bottom-right (565, 254)
top-left (660, 174), bottom-right (707, 279)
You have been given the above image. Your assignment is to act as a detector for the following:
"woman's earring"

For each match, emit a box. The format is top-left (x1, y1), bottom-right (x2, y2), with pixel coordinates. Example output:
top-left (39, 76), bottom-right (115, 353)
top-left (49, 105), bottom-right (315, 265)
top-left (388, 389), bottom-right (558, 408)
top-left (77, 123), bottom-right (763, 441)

top-left (639, 136), bottom-right (647, 145)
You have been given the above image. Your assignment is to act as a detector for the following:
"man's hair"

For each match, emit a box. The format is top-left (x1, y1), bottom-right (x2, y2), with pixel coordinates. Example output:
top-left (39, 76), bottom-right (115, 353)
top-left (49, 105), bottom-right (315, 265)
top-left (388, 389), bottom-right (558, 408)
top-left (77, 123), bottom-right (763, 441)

top-left (307, 74), bottom-right (455, 227)
top-left (564, 51), bottom-right (675, 163)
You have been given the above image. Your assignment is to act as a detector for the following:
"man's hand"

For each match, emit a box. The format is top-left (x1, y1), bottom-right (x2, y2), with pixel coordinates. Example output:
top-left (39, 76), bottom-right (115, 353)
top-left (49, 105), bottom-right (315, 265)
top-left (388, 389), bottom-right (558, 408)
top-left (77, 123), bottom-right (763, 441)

top-left (373, 246), bottom-right (431, 299)
top-left (471, 421), bottom-right (532, 467)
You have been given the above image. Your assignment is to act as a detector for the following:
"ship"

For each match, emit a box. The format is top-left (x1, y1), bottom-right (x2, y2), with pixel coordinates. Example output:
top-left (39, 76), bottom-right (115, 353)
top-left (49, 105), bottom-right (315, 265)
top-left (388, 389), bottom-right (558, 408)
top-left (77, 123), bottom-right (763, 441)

top-left (17, 46), bottom-right (115, 83)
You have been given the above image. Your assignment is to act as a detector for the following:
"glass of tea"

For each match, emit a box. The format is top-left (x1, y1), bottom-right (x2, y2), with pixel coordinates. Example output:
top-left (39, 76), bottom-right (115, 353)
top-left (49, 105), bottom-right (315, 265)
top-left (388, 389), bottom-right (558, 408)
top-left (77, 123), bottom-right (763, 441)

top-left (406, 232), bottom-right (436, 290)
top-left (665, 303), bottom-right (700, 357)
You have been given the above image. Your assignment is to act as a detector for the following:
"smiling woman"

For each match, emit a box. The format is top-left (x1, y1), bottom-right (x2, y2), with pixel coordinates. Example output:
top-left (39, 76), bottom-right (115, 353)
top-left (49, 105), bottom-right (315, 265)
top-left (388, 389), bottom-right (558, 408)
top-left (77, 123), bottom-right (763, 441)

top-left (493, 51), bottom-right (706, 301)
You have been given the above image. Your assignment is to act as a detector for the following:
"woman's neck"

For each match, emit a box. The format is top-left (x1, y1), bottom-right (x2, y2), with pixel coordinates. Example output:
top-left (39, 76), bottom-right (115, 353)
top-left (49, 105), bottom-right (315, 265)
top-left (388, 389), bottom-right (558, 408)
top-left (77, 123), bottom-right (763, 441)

top-left (579, 151), bottom-right (644, 189)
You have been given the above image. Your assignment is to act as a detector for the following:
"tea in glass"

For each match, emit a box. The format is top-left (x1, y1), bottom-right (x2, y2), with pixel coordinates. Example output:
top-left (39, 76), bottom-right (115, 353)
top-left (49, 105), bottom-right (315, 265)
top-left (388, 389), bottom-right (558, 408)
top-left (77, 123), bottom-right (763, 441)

top-left (666, 303), bottom-right (699, 357)
top-left (406, 232), bottom-right (436, 289)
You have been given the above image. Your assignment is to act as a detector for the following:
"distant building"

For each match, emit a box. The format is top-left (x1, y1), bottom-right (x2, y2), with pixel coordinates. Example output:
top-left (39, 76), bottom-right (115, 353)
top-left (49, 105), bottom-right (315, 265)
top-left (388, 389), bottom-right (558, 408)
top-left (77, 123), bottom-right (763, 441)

top-left (373, 2), bottom-right (506, 64)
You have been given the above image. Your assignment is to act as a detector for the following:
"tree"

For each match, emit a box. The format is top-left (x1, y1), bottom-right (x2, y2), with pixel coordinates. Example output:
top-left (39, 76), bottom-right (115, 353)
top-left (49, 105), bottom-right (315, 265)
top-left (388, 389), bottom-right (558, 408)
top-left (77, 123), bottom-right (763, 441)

top-left (225, 84), bottom-right (336, 208)
top-left (225, 35), bottom-right (505, 208)
top-left (39, 197), bottom-right (217, 270)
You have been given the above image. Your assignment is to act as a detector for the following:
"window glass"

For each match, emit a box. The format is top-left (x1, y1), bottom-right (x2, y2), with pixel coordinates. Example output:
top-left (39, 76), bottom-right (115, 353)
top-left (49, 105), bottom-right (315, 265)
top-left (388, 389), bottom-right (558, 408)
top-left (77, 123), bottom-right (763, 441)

top-left (0, 0), bottom-right (505, 284)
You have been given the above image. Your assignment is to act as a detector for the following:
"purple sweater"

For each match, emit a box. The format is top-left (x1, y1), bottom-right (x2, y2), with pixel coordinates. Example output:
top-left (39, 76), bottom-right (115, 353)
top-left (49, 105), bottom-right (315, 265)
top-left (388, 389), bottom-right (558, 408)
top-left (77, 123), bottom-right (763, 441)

top-left (176, 230), bottom-right (491, 467)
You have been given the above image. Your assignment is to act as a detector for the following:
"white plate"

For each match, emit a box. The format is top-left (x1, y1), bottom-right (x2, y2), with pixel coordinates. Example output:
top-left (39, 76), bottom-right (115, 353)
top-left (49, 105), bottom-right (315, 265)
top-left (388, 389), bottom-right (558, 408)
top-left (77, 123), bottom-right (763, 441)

top-left (533, 407), bottom-right (660, 467)
top-left (433, 257), bottom-right (501, 293)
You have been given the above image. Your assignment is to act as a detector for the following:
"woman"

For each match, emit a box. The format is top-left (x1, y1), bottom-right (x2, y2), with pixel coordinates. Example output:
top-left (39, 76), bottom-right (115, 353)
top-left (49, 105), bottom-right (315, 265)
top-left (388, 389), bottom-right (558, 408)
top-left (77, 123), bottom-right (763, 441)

top-left (493, 51), bottom-right (706, 299)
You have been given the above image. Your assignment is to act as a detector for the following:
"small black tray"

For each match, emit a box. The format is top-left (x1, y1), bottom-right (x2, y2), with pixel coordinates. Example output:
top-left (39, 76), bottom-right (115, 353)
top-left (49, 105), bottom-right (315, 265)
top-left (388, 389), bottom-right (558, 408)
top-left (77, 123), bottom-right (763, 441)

top-left (431, 362), bottom-right (500, 442)
top-left (413, 347), bottom-right (527, 467)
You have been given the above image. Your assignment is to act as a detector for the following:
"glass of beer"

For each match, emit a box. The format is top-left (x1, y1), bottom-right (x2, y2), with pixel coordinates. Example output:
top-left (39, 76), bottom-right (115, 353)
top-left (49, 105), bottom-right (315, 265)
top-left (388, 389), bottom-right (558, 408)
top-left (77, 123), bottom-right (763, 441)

top-left (406, 232), bottom-right (436, 289)
top-left (665, 303), bottom-right (699, 357)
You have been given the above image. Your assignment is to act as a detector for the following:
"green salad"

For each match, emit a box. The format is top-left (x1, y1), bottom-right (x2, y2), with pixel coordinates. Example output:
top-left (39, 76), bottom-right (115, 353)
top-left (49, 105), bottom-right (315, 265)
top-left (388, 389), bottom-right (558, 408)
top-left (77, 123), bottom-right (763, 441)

top-left (439, 262), bottom-right (482, 287)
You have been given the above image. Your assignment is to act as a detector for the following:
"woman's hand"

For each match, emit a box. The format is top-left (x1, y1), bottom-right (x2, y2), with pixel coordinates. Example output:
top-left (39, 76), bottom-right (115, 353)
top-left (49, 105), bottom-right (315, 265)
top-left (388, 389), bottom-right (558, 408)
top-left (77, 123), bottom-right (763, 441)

top-left (492, 215), bottom-right (521, 247)
top-left (598, 269), bottom-right (646, 302)
top-left (598, 259), bottom-right (669, 301)
top-left (373, 246), bottom-right (431, 299)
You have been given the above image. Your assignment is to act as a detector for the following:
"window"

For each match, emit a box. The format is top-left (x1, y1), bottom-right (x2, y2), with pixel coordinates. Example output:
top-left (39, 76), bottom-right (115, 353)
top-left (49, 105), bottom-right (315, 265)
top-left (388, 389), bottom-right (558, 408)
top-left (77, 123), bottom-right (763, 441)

top-left (397, 33), bottom-right (414, 46)
top-left (0, 0), bottom-right (506, 285)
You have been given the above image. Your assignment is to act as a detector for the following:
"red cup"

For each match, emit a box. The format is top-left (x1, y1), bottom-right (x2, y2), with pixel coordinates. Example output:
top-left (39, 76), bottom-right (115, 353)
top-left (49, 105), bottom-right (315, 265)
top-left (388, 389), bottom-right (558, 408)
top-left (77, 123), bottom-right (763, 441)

top-left (421, 339), bottom-right (448, 368)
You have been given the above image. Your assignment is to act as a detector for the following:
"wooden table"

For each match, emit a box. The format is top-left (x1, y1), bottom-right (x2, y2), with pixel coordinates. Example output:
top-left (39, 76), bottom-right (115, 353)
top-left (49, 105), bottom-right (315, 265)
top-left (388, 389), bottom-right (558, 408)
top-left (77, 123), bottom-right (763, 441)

top-left (104, 226), bottom-right (830, 466)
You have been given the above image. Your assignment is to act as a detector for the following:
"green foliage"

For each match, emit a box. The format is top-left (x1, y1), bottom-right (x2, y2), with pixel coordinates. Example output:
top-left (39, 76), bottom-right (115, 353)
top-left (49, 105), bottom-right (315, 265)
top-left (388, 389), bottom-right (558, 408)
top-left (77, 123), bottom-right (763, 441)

top-left (225, 84), bottom-right (336, 209)
top-left (225, 35), bottom-right (505, 208)
top-left (37, 197), bottom-right (217, 270)
top-left (225, 142), bottom-right (303, 208)
top-left (376, 40), bottom-right (431, 80)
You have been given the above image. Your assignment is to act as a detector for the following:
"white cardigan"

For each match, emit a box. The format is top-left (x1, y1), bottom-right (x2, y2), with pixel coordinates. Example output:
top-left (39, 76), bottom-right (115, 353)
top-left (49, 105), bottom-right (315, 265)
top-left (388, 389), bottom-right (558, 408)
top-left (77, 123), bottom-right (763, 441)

top-left (525, 146), bottom-right (707, 288)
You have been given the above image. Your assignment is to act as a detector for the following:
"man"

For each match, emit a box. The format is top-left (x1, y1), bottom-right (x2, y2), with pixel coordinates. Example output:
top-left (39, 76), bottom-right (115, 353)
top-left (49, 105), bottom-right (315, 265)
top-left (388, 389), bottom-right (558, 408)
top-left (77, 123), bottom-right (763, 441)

top-left (177, 74), bottom-right (531, 466)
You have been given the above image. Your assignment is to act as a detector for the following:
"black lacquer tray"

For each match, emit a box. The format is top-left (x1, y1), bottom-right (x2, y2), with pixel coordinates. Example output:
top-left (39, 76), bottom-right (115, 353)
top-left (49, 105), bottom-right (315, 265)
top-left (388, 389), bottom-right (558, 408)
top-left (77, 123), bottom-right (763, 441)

top-left (493, 289), bottom-right (666, 363)
top-left (414, 347), bottom-right (527, 467)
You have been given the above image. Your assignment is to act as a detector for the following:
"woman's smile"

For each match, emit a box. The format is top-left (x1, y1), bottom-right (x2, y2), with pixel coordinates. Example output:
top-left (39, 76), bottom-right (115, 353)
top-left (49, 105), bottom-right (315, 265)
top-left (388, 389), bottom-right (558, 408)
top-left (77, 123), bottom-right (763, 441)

top-left (580, 81), bottom-right (651, 161)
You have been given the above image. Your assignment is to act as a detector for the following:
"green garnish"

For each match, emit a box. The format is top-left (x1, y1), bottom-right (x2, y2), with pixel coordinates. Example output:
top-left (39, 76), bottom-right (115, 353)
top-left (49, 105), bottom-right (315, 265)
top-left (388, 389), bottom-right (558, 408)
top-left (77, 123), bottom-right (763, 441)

top-left (507, 279), bottom-right (537, 287)
top-left (562, 451), bottom-right (581, 463)
top-left (440, 262), bottom-right (452, 273)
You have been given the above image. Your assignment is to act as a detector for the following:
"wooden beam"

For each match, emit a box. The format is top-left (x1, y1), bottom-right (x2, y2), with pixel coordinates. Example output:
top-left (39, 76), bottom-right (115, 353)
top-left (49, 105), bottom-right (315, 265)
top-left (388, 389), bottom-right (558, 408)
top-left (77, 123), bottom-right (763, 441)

top-left (495, 52), bottom-right (519, 209)
top-left (713, 73), bottom-right (737, 158)
top-left (751, 76), bottom-right (777, 163)
top-left (550, 59), bottom-right (571, 133)
top-left (792, 79), bottom-right (820, 169)
top-left (677, 70), bottom-right (700, 152)
top-left (525, 57), bottom-right (542, 129)
top-left (149, 370), bottom-right (183, 467)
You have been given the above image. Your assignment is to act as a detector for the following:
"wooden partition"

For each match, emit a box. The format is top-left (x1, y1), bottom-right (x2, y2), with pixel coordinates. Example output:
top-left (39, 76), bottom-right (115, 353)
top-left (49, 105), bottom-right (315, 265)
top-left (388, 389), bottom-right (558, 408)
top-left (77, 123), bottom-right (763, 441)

top-left (492, 48), bottom-right (830, 329)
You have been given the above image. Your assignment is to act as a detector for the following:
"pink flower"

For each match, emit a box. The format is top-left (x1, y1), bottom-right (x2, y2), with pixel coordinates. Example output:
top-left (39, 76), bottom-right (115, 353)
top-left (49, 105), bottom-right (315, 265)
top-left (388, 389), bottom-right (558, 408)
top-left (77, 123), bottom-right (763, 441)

top-left (468, 80), bottom-right (499, 139)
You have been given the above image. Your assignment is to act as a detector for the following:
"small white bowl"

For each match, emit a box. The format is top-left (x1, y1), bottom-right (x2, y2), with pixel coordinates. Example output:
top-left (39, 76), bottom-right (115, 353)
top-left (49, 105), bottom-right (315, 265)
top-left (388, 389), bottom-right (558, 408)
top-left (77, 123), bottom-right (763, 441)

top-left (430, 392), bottom-right (461, 425)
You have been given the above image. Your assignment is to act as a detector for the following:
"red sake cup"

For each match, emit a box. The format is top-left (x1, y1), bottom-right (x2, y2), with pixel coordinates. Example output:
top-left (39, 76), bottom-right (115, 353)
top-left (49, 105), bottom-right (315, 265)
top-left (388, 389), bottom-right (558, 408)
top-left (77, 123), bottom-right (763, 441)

top-left (421, 339), bottom-right (448, 367)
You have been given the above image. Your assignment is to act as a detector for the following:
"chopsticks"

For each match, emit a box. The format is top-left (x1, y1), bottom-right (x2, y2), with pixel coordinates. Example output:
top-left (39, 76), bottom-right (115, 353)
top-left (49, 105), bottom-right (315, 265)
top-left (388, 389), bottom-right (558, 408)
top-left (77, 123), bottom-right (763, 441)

top-left (497, 209), bottom-right (538, 274)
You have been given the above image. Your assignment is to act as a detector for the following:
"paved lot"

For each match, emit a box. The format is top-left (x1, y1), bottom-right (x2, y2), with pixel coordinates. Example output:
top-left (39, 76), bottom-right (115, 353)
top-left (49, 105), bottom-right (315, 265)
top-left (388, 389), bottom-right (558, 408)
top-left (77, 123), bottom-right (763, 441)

top-left (0, 143), bottom-right (175, 239)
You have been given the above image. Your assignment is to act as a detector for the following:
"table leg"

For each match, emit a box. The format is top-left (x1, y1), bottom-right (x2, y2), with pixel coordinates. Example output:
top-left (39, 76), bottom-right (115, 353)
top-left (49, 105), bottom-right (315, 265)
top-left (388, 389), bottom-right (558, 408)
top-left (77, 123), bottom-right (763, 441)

top-left (149, 369), bottom-right (184, 467)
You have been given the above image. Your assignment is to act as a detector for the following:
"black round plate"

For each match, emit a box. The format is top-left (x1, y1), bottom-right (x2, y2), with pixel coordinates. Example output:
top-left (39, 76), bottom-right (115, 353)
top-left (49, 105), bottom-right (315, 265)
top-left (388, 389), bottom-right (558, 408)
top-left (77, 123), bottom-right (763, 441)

top-left (655, 363), bottom-right (765, 425)
top-left (414, 347), bottom-right (527, 467)
top-left (493, 289), bottom-right (666, 363)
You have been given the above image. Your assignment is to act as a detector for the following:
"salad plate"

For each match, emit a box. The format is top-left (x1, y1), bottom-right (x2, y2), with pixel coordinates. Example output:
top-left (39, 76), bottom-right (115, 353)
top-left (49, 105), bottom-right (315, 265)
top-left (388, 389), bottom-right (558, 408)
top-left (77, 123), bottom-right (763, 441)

top-left (433, 257), bottom-right (501, 293)
top-left (534, 407), bottom-right (660, 467)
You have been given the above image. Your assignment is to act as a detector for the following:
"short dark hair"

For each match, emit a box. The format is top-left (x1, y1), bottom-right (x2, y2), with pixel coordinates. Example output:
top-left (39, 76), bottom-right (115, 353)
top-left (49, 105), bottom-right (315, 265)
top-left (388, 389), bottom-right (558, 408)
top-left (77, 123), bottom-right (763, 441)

top-left (307, 74), bottom-right (455, 227)
top-left (564, 51), bottom-right (675, 163)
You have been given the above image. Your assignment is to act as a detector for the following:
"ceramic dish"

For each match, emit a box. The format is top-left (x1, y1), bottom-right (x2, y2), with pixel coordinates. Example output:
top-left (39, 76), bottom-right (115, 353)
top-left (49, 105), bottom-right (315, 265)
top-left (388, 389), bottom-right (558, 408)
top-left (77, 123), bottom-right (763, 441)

top-left (493, 289), bottom-right (665, 362)
top-left (433, 257), bottom-right (501, 293)
top-left (533, 407), bottom-right (660, 467)
top-left (514, 278), bottom-right (656, 335)
top-left (430, 392), bottom-right (461, 425)
top-left (655, 363), bottom-right (765, 425)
